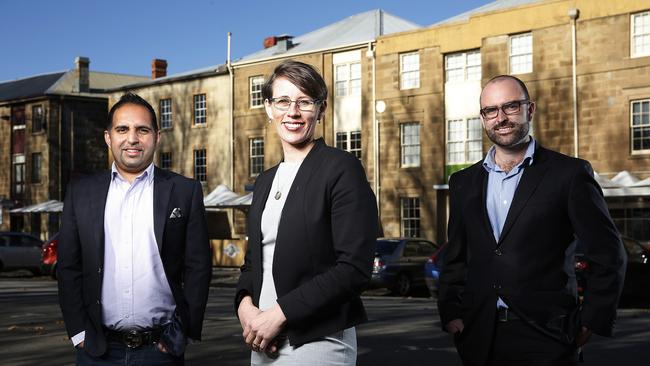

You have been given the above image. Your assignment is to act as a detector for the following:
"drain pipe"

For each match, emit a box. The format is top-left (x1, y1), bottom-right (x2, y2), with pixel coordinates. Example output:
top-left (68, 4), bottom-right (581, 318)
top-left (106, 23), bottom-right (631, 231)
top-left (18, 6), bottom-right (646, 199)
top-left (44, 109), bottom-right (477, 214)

top-left (569, 8), bottom-right (579, 157)
top-left (366, 42), bottom-right (380, 213)
top-left (227, 32), bottom-right (234, 189)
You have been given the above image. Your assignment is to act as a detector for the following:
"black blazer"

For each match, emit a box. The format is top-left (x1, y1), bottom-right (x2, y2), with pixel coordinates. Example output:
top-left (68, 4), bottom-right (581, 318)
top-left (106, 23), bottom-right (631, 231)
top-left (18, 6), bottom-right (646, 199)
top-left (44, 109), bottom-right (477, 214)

top-left (57, 167), bottom-right (212, 357)
top-left (235, 138), bottom-right (379, 346)
top-left (438, 145), bottom-right (627, 365)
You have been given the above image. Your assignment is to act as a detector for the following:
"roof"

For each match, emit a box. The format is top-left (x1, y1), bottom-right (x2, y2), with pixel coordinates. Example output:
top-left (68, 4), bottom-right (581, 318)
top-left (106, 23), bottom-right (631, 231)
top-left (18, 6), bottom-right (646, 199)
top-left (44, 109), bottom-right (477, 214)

top-left (0, 72), bottom-right (66, 102)
top-left (236, 9), bottom-right (420, 64)
top-left (0, 69), bottom-right (149, 102)
top-left (105, 64), bottom-right (229, 92)
top-left (433, 0), bottom-right (545, 26)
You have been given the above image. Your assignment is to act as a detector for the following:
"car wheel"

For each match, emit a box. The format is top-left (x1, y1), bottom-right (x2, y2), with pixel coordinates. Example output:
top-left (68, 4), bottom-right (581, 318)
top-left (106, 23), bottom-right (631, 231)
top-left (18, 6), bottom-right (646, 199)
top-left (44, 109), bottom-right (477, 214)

top-left (394, 273), bottom-right (411, 296)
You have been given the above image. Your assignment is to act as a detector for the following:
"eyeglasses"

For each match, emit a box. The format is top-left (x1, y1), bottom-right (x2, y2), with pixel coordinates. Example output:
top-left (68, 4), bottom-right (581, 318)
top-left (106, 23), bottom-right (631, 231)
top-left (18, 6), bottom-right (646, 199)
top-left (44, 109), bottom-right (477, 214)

top-left (480, 100), bottom-right (532, 119)
top-left (267, 97), bottom-right (321, 112)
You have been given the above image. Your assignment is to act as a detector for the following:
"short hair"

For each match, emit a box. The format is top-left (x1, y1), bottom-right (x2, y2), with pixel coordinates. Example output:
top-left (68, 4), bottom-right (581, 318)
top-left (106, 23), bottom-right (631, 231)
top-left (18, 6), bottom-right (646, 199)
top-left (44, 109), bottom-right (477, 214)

top-left (107, 92), bottom-right (158, 132)
top-left (481, 75), bottom-right (531, 103)
top-left (261, 60), bottom-right (328, 102)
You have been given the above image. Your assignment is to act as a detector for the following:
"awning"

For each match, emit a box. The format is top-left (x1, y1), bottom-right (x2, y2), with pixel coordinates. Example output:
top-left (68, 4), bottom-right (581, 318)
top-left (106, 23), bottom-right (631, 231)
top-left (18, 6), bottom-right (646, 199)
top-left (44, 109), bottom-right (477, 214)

top-left (10, 200), bottom-right (63, 213)
top-left (596, 171), bottom-right (650, 197)
top-left (204, 184), bottom-right (252, 210)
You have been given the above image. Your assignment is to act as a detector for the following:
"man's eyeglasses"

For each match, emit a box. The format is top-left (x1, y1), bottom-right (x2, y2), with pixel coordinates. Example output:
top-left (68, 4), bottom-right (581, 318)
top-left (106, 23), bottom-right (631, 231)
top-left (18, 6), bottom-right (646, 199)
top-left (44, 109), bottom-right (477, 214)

top-left (267, 97), bottom-right (320, 112)
top-left (480, 100), bottom-right (532, 119)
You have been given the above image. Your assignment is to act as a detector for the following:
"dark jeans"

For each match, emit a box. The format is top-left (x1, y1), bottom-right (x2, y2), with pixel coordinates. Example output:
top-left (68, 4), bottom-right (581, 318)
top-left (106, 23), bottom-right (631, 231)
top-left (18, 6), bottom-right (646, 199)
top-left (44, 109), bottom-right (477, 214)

top-left (76, 341), bottom-right (183, 366)
top-left (487, 320), bottom-right (578, 366)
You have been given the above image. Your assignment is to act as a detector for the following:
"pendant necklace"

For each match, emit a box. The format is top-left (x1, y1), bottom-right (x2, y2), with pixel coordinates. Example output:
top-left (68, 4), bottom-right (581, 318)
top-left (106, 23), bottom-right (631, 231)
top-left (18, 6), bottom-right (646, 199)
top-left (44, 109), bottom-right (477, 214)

top-left (274, 163), bottom-right (299, 200)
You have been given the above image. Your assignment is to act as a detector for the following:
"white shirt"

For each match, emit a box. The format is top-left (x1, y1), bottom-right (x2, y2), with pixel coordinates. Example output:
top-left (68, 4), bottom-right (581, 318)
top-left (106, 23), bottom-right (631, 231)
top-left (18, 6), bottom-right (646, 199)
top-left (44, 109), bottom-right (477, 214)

top-left (259, 162), bottom-right (302, 311)
top-left (71, 163), bottom-right (175, 346)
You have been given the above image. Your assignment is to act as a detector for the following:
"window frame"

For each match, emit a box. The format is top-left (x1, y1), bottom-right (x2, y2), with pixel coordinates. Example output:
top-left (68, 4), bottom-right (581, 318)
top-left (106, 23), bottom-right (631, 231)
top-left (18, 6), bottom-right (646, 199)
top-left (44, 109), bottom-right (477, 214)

top-left (400, 52), bottom-right (420, 90)
top-left (632, 11), bottom-right (650, 58)
top-left (446, 117), bottom-right (483, 164)
top-left (193, 94), bottom-right (207, 126)
top-left (334, 61), bottom-right (361, 97)
top-left (159, 98), bottom-right (172, 129)
top-left (249, 137), bottom-right (265, 177)
top-left (400, 197), bottom-right (421, 238)
top-left (445, 49), bottom-right (481, 83)
top-left (509, 32), bottom-right (533, 75)
top-left (31, 104), bottom-right (44, 133)
top-left (400, 122), bottom-right (421, 168)
top-left (631, 99), bottom-right (650, 154)
top-left (159, 151), bottom-right (172, 170)
top-left (250, 76), bottom-right (265, 108)
top-left (335, 131), bottom-right (362, 159)
top-left (31, 152), bottom-right (42, 184)
top-left (193, 149), bottom-right (207, 182)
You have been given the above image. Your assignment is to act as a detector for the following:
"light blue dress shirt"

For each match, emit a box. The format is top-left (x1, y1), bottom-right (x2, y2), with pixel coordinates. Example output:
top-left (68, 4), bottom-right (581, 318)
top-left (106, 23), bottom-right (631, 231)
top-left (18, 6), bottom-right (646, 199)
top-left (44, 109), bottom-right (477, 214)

top-left (482, 137), bottom-right (536, 308)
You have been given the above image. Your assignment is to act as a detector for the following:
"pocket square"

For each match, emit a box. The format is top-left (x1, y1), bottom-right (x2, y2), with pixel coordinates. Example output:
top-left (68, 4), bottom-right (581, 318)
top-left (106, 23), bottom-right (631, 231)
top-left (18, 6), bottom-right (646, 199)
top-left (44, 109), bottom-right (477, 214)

top-left (169, 207), bottom-right (182, 219)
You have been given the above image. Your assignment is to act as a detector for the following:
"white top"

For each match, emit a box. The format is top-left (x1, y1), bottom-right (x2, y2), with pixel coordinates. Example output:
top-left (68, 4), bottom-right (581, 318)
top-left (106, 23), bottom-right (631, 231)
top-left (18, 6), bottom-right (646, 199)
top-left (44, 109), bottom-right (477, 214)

top-left (259, 161), bottom-right (302, 311)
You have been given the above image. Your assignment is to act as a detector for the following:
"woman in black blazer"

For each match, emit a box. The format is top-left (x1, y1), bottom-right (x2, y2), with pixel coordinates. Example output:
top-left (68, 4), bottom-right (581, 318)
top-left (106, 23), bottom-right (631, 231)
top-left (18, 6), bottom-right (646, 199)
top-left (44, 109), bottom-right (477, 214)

top-left (235, 60), bottom-right (378, 365)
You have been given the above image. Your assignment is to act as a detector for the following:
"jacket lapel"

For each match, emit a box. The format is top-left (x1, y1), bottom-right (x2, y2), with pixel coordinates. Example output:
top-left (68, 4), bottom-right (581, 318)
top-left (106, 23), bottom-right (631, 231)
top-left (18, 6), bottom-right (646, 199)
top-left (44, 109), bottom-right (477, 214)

top-left (90, 171), bottom-right (111, 263)
top-left (477, 166), bottom-right (498, 247)
top-left (497, 147), bottom-right (549, 245)
top-left (153, 167), bottom-right (173, 253)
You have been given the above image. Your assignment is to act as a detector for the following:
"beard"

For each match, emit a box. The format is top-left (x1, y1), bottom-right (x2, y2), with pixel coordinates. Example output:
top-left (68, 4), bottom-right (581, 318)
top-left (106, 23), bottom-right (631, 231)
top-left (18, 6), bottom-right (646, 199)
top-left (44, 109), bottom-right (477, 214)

top-left (485, 119), bottom-right (530, 148)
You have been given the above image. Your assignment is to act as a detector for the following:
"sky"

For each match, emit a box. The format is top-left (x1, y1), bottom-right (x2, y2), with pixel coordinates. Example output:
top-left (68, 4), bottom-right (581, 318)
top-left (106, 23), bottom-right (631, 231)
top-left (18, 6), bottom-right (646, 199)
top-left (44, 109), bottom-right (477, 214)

top-left (0, 0), bottom-right (491, 82)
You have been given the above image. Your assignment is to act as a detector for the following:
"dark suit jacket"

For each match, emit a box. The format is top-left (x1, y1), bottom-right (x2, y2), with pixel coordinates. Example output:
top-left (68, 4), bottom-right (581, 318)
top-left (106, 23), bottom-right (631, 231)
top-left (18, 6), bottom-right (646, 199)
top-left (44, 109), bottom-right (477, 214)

top-left (57, 167), bottom-right (212, 357)
top-left (438, 145), bottom-right (627, 366)
top-left (235, 138), bottom-right (378, 346)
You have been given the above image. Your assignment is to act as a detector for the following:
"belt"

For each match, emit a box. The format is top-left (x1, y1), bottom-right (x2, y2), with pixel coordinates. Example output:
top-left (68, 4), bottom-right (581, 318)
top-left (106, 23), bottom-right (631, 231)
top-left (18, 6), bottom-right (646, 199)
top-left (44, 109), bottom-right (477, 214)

top-left (497, 307), bottom-right (520, 322)
top-left (104, 327), bottom-right (163, 348)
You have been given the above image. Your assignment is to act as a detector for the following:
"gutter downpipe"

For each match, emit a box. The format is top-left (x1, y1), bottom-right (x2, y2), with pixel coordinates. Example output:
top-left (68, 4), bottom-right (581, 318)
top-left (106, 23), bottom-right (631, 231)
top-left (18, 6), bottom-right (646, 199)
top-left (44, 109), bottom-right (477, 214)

top-left (368, 41), bottom-right (380, 214)
top-left (227, 32), bottom-right (235, 189)
top-left (569, 9), bottom-right (579, 157)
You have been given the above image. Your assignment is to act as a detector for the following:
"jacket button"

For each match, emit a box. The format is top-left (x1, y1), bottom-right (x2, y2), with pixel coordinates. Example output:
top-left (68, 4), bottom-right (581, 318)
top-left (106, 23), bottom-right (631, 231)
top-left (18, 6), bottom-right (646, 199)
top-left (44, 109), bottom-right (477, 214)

top-left (494, 249), bottom-right (503, 256)
top-left (96, 300), bottom-right (101, 305)
top-left (98, 267), bottom-right (102, 274)
top-left (493, 284), bottom-right (501, 290)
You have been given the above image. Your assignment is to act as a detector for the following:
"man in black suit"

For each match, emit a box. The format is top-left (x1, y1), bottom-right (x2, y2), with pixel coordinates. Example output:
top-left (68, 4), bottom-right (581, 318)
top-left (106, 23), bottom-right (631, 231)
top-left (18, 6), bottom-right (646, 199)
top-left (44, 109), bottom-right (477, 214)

top-left (438, 75), bottom-right (627, 366)
top-left (57, 93), bottom-right (212, 365)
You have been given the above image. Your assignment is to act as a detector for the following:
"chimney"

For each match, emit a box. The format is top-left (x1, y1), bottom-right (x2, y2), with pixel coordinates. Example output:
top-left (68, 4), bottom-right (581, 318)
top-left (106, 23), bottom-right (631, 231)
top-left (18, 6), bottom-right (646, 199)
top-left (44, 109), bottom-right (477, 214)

top-left (275, 35), bottom-right (294, 53)
top-left (74, 56), bottom-right (90, 93)
top-left (263, 36), bottom-right (277, 49)
top-left (152, 59), bottom-right (168, 79)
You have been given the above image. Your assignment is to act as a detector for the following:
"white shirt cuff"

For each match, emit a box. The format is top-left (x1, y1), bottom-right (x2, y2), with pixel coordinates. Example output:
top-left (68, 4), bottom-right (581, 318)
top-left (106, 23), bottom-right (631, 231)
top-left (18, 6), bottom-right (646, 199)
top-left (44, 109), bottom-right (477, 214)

top-left (71, 331), bottom-right (85, 347)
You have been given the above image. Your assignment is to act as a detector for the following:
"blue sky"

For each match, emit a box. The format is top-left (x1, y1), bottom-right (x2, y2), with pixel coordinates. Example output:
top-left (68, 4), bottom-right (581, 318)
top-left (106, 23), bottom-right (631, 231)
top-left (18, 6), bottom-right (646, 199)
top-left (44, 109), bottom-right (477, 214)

top-left (0, 0), bottom-right (490, 81)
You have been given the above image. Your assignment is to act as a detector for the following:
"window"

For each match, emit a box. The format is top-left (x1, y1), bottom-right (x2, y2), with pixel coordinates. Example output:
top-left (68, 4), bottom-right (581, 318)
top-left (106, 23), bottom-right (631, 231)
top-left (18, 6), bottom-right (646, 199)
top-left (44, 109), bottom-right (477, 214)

top-left (193, 94), bottom-right (206, 125)
top-left (160, 152), bottom-right (172, 170)
top-left (400, 123), bottom-right (420, 167)
top-left (400, 52), bottom-right (420, 89)
top-left (509, 33), bottom-right (533, 74)
top-left (194, 149), bottom-right (206, 182)
top-left (335, 131), bottom-right (362, 159)
top-left (32, 105), bottom-right (44, 133)
top-left (12, 154), bottom-right (25, 197)
top-left (250, 76), bottom-right (265, 108)
top-left (447, 118), bottom-right (482, 164)
top-left (445, 50), bottom-right (481, 82)
top-left (335, 62), bottom-right (361, 97)
top-left (632, 11), bottom-right (650, 57)
top-left (31, 153), bottom-right (42, 183)
top-left (400, 197), bottom-right (420, 238)
top-left (160, 99), bottom-right (172, 129)
top-left (631, 99), bottom-right (650, 153)
top-left (249, 137), bottom-right (264, 177)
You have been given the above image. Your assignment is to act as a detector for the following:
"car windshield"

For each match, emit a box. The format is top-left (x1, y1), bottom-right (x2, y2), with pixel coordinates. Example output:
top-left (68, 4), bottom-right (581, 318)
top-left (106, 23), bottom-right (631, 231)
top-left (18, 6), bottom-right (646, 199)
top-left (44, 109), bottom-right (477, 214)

top-left (376, 241), bottom-right (399, 255)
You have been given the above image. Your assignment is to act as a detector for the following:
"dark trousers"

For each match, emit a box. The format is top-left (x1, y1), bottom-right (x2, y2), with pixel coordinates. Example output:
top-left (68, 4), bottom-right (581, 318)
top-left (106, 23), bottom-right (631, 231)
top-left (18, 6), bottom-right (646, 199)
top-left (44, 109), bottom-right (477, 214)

top-left (487, 320), bottom-right (577, 366)
top-left (76, 341), bottom-right (184, 366)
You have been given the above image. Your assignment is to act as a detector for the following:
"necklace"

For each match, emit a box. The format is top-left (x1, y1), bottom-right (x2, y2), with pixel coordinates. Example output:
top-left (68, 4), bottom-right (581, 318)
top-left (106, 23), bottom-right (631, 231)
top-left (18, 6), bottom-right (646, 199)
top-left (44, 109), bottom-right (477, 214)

top-left (274, 163), bottom-right (300, 200)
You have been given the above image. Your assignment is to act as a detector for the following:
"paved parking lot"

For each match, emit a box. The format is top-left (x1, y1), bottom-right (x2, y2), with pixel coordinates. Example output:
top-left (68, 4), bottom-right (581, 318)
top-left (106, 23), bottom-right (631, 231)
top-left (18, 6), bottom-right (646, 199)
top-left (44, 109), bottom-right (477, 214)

top-left (1, 272), bottom-right (648, 365)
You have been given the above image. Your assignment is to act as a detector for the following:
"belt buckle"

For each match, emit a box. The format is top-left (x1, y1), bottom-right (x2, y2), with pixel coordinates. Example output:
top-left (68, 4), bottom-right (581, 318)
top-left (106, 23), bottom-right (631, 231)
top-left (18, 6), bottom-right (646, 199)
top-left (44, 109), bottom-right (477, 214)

top-left (498, 307), bottom-right (508, 322)
top-left (124, 330), bottom-right (143, 348)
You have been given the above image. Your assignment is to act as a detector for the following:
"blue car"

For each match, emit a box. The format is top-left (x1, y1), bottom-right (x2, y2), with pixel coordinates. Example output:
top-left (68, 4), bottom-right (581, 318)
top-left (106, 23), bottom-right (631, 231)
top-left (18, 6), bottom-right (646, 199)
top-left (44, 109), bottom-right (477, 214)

top-left (371, 238), bottom-right (439, 296)
top-left (424, 242), bottom-right (448, 298)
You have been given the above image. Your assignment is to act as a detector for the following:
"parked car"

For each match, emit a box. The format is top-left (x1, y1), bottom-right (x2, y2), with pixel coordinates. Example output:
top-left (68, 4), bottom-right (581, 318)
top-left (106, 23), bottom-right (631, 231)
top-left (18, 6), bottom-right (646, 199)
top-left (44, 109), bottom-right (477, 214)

top-left (424, 242), bottom-right (448, 298)
top-left (0, 232), bottom-right (44, 275)
top-left (370, 238), bottom-right (439, 296)
top-left (575, 236), bottom-right (650, 301)
top-left (41, 233), bottom-right (59, 279)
